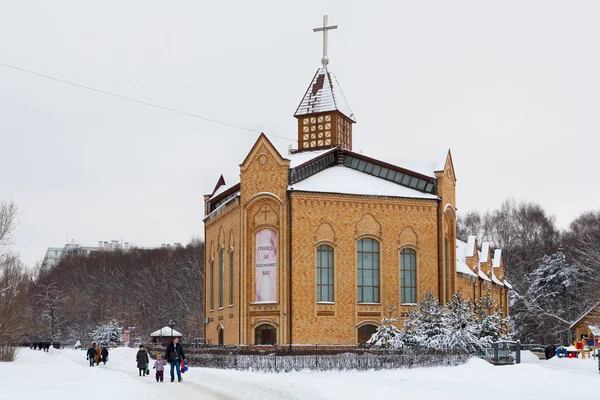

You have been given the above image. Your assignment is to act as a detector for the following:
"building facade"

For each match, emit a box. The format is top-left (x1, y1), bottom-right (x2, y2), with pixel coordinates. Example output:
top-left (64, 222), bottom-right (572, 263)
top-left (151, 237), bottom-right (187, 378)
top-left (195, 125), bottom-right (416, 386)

top-left (203, 30), bottom-right (509, 345)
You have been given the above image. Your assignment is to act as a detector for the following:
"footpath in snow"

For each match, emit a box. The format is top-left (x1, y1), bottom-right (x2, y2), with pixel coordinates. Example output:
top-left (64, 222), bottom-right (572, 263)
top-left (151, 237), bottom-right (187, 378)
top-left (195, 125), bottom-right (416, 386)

top-left (1, 347), bottom-right (599, 400)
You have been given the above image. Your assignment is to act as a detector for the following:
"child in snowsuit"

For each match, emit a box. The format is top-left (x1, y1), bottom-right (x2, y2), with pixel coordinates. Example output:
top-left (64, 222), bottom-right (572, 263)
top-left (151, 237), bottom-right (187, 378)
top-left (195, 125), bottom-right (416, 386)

top-left (136, 345), bottom-right (149, 376)
top-left (153, 353), bottom-right (168, 382)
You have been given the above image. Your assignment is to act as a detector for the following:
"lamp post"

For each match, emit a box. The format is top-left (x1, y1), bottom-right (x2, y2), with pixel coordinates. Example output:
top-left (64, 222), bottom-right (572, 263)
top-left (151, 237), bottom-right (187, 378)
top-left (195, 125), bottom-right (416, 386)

top-left (168, 319), bottom-right (175, 342)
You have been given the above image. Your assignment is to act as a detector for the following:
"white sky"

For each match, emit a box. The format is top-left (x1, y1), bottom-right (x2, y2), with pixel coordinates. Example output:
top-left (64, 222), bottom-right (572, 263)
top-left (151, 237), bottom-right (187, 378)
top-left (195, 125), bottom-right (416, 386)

top-left (1, 1), bottom-right (599, 268)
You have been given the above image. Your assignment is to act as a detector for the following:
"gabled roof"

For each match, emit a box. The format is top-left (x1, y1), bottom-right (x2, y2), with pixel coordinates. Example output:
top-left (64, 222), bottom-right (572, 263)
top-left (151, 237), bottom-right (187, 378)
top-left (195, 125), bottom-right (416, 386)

top-left (480, 242), bottom-right (490, 262)
top-left (466, 236), bottom-right (477, 257)
top-left (492, 249), bottom-right (502, 269)
top-left (455, 240), bottom-right (477, 278)
top-left (294, 67), bottom-right (355, 122)
top-left (569, 302), bottom-right (600, 329)
top-left (150, 326), bottom-right (182, 337)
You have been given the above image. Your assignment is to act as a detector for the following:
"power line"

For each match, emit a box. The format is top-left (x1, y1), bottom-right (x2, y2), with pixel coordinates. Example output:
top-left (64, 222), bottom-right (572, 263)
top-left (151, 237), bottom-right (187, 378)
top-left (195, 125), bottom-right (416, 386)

top-left (0, 61), bottom-right (296, 143)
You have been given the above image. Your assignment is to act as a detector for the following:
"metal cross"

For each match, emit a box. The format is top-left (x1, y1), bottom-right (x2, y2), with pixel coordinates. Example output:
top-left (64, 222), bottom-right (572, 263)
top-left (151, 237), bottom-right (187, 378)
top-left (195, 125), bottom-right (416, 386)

top-left (313, 15), bottom-right (338, 67)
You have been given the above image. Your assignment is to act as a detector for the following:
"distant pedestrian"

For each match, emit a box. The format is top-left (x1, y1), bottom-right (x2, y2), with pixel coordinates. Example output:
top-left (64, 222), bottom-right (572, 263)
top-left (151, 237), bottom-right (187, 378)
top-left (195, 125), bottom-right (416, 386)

top-left (136, 345), bottom-right (149, 377)
top-left (153, 353), bottom-right (168, 382)
top-left (45, 342), bottom-right (50, 352)
top-left (33, 342), bottom-right (37, 350)
top-left (37, 342), bottom-right (42, 351)
top-left (86, 344), bottom-right (96, 367)
top-left (101, 347), bottom-right (109, 364)
top-left (94, 344), bottom-right (101, 365)
top-left (165, 337), bottom-right (186, 382)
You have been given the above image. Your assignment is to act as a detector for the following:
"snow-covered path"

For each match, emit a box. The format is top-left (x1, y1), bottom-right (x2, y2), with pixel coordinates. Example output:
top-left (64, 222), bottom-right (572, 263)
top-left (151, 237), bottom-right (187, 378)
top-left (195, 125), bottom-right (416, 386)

top-left (1, 347), bottom-right (599, 400)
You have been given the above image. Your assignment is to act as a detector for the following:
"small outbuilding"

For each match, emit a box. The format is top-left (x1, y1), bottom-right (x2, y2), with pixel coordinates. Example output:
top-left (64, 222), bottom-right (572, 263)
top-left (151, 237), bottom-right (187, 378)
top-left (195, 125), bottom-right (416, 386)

top-left (150, 326), bottom-right (183, 344)
top-left (570, 302), bottom-right (600, 341)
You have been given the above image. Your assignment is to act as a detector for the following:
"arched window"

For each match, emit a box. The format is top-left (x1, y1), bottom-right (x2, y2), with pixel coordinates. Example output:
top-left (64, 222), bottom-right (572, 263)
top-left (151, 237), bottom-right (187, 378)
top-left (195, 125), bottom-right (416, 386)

top-left (400, 248), bottom-right (417, 304)
top-left (229, 250), bottom-right (234, 306)
top-left (357, 238), bottom-right (380, 303)
top-left (209, 259), bottom-right (214, 311)
top-left (358, 324), bottom-right (378, 345)
top-left (254, 324), bottom-right (276, 345)
top-left (317, 245), bottom-right (334, 302)
top-left (218, 326), bottom-right (224, 346)
top-left (219, 249), bottom-right (225, 308)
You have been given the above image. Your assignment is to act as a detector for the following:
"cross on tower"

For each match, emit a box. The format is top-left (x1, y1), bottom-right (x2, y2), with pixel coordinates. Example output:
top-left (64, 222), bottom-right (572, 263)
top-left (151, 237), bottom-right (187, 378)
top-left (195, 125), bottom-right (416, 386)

top-left (313, 15), bottom-right (338, 67)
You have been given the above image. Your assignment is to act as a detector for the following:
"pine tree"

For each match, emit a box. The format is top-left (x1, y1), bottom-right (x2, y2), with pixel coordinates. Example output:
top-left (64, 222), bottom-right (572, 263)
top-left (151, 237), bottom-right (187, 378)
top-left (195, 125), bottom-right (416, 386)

top-left (442, 292), bottom-right (480, 352)
top-left (474, 290), bottom-right (505, 347)
top-left (400, 304), bottom-right (426, 347)
top-left (367, 304), bottom-right (404, 349)
top-left (419, 290), bottom-right (446, 349)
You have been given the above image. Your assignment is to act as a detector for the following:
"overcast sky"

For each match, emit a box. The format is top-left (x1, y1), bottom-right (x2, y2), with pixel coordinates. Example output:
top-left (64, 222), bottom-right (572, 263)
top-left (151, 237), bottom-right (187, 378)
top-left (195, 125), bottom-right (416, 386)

top-left (1, 1), bottom-right (599, 268)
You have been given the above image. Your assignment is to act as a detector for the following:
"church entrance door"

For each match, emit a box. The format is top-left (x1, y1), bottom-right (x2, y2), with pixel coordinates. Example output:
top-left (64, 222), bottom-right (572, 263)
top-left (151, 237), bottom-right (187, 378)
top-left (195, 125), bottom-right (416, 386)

top-left (255, 324), bottom-right (276, 345)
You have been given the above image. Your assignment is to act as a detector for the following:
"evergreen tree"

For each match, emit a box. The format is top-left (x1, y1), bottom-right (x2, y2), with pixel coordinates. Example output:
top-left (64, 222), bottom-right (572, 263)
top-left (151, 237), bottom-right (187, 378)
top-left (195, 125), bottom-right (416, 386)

top-left (419, 291), bottom-right (446, 349)
top-left (400, 304), bottom-right (426, 347)
top-left (90, 319), bottom-right (124, 346)
top-left (367, 304), bottom-right (404, 349)
top-left (474, 290), bottom-right (505, 347)
top-left (442, 292), bottom-right (480, 352)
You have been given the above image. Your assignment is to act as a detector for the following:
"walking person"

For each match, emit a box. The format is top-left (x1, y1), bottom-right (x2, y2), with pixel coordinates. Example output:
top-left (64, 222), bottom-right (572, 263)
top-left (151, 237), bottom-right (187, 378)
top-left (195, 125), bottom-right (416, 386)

top-left (136, 345), bottom-right (149, 377)
top-left (101, 347), bottom-right (109, 365)
top-left (94, 344), bottom-right (101, 365)
top-left (165, 337), bottom-right (186, 382)
top-left (33, 342), bottom-right (37, 351)
top-left (153, 353), bottom-right (168, 382)
top-left (86, 344), bottom-right (96, 367)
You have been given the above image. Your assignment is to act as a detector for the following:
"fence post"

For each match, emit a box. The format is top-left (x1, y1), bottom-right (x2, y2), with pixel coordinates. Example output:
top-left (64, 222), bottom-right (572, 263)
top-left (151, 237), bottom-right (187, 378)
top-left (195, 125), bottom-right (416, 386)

top-left (515, 340), bottom-right (521, 364)
top-left (315, 344), bottom-right (318, 369)
top-left (274, 344), bottom-right (277, 372)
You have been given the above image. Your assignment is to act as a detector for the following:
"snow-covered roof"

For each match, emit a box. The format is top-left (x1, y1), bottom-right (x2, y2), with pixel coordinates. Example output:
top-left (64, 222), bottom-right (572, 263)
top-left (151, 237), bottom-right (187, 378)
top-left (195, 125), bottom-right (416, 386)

top-left (569, 302), bottom-right (600, 329)
top-left (455, 240), bottom-right (477, 277)
top-left (294, 67), bottom-right (355, 122)
top-left (288, 166), bottom-right (438, 199)
top-left (503, 279), bottom-right (513, 289)
top-left (480, 242), bottom-right (490, 262)
top-left (478, 270), bottom-right (491, 282)
top-left (466, 236), bottom-right (477, 257)
top-left (150, 327), bottom-right (182, 337)
top-left (491, 271), bottom-right (504, 286)
top-left (492, 249), bottom-right (502, 269)
top-left (457, 260), bottom-right (477, 278)
top-left (287, 148), bottom-right (335, 168)
top-left (589, 325), bottom-right (600, 336)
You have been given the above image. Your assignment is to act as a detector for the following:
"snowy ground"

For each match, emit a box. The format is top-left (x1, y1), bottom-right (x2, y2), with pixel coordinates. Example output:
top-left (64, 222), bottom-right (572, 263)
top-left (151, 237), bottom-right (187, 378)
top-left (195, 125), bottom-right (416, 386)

top-left (1, 347), bottom-right (598, 400)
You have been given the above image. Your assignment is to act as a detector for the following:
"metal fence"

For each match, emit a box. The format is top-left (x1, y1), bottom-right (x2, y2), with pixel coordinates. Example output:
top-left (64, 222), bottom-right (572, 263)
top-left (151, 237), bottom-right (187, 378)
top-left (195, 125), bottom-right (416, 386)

top-left (146, 344), bottom-right (470, 372)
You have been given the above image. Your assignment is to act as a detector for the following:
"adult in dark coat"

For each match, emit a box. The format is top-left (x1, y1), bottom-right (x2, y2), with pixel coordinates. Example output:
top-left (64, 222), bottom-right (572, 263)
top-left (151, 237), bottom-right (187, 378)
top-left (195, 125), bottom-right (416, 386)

top-left (136, 345), bottom-right (149, 376)
top-left (86, 344), bottom-right (96, 367)
top-left (101, 347), bottom-right (109, 364)
top-left (165, 337), bottom-right (186, 382)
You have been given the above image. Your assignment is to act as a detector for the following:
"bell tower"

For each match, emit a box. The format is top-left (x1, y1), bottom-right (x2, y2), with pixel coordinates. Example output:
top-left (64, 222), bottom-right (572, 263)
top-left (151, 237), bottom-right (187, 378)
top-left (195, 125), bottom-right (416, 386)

top-left (293, 16), bottom-right (355, 151)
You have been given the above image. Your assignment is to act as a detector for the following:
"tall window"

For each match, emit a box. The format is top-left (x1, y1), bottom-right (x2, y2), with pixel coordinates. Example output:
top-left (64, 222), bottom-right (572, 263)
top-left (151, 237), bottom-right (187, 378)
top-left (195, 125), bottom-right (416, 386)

top-left (444, 239), bottom-right (450, 303)
top-left (210, 259), bottom-right (214, 310)
top-left (219, 249), bottom-right (225, 308)
top-left (400, 248), bottom-right (417, 304)
top-left (357, 238), bottom-right (380, 303)
top-left (229, 250), bottom-right (234, 306)
top-left (317, 245), bottom-right (334, 302)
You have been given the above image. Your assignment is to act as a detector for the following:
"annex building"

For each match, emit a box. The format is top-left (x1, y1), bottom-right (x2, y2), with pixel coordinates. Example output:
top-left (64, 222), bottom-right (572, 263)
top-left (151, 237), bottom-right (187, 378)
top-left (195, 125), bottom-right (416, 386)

top-left (203, 17), bottom-right (510, 346)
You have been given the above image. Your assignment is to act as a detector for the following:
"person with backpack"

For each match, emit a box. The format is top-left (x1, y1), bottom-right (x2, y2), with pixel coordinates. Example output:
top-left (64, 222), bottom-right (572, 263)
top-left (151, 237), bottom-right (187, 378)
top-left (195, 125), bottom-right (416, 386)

top-left (165, 337), bottom-right (186, 382)
top-left (136, 345), bottom-right (150, 377)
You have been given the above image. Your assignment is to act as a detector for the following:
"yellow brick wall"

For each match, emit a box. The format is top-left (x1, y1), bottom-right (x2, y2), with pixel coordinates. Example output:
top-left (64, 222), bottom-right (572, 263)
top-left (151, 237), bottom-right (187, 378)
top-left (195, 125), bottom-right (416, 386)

top-left (289, 192), bottom-right (439, 344)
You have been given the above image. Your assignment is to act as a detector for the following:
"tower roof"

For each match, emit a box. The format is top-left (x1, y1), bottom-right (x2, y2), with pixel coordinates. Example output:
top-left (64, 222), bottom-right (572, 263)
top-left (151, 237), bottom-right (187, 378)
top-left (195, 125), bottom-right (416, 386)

top-left (294, 67), bottom-right (355, 122)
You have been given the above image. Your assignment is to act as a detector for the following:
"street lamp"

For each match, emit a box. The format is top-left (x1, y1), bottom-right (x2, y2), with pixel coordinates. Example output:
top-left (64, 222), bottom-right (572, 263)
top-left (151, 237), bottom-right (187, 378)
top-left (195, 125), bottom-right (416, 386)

top-left (168, 319), bottom-right (175, 341)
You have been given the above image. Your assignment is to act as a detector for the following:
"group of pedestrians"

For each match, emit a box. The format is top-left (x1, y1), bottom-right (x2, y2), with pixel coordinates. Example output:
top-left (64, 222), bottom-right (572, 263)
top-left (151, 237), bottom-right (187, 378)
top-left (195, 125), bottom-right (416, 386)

top-left (86, 343), bottom-right (109, 367)
top-left (135, 337), bottom-right (186, 383)
top-left (30, 342), bottom-right (51, 351)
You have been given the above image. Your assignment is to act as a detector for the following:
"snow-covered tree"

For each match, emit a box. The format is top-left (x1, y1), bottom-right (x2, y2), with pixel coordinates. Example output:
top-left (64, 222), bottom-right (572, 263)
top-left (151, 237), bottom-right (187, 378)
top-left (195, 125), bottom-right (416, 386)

top-left (474, 290), bottom-right (506, 347)
top-left (400, 304), bottom-right (426, 347)
top-left (419, 291), bottom-right (446, 349)
top-left (441, 292), bottom-right (480, 352)
top-left (367, 304), bottom-right (404, 349)
top-left (90, 319), bottom-right (124, 346)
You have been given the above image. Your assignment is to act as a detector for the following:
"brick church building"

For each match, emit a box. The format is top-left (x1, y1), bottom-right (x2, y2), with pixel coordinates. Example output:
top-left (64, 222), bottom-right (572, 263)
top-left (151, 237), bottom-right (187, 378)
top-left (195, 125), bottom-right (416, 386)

top-left (203, 17), bottom-right (509, 346)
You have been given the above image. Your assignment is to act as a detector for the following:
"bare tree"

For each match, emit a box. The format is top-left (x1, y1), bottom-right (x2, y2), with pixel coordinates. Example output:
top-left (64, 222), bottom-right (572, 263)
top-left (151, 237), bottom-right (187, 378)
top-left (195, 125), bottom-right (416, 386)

top-left (0, 201), bottom-right (17, 246)
top-left (456, 210), bottom-right (485, 243)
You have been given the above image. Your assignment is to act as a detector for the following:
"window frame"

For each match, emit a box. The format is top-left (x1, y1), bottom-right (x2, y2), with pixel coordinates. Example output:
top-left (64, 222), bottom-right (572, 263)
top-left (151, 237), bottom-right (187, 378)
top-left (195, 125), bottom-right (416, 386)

top-left (219, 248), bottom-right (225, 309)
top-left (209, 258), bottom-right (214, 311)
top-left (400, 247), bottom-right (417, 305)
top-left (229, 249), bottom-right (235, 307)
top-left (357, 237), bottom-right (380, 304)
top-left (316, 244), bottom-right (335, 303)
